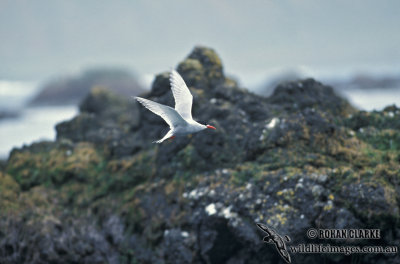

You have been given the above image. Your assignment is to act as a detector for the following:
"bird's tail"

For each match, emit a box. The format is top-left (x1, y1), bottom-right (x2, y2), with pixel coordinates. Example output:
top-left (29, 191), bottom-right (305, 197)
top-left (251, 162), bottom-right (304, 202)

top-left (153, 130), bottom-right (174, 144)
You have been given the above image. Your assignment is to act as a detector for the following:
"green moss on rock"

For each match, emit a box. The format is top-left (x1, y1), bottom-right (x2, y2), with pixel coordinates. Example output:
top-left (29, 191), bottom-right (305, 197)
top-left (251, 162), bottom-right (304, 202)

top-left (6, 142), bottom-right (103, 189)
top-left (0, 172), bottom-right (20, 214)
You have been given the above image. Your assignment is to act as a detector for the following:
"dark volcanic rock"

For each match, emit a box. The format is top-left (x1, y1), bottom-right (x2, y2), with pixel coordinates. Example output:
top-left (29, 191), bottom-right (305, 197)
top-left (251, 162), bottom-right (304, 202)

top-left (258, 69), bottom-right (305, 97)
top-left (0, 109), bottom-right (20, 120)
top-left (2, 46), bottom-right (400, 264)
top-left (343, 182), bottom-right (399, 220)
top-left (30, 68), bottom-right (145, 106)
top-left (0, 215), bottom-right (125, 264)
top-left (268, 78), bottom-right (355, 116)
top-left (150, 72), bottom-right (171, 97)
top-left (331, 74), bottom-right (400, 90)
top-left (56, 87), bottom-right (142, 157)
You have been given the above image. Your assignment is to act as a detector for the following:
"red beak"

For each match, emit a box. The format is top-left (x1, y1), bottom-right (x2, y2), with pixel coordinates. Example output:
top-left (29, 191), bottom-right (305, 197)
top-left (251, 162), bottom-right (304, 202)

top-left (207, 125), bottom-right (216, 130)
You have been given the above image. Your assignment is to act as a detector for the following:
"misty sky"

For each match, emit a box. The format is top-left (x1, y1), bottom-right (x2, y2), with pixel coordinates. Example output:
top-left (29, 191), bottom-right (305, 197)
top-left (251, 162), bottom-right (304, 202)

top-left (1, 0), bottom-right (399, 85)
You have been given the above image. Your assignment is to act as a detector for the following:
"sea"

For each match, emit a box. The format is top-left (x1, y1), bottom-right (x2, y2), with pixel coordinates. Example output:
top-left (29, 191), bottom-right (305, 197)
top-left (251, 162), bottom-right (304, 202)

top-left (0, 75), bottom-right (399, 159)
top-left (0, 80), bottom-right (77, 159)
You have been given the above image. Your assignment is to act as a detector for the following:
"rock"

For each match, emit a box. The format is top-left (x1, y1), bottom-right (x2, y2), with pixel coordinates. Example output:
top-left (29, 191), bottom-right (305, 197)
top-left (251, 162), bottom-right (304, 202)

top-left (343, 182), bottom-right (399, 221)
top-left (2, 46), bottom-right (400, 264)
top-left (0, 109), bottom-right (20, 120)
top-left (316, 207), bottom-right (362, 229)
top-left (258, 69), bottom-right (305, 96)
top-left (149, 72), bottom-right (171, 96)
top-left (331, 74), bottom-right (400, 90)
top-left (162, 229), bottom-right (194, 264)
top-left (30, 68), bottom-right (145, 106)
top-left (185, 46), bottom-right (224, 87)
top-left (0, 215), bottom-right (125, 264)
top-left (345, 104), bottom-right (400, 130)
top-left (268, 78), bottom-right (356, 116)
top-left (56, 87), bottom-right (141, 157)
top-left (198, 216), bottom-right (242, 264)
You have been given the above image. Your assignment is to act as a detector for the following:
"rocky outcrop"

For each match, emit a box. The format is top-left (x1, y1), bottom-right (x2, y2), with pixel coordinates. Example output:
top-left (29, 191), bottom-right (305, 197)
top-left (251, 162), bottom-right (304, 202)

top-left (331, 74), bottom-right (400, 90)
top-left (0, 110), bottom-right (20, 121)
top-left (30, 68), bottom-right (145, 106)
top-left (268, 78), bottom-right (355, 116)
top-left (2, 46), bottom-right (399, 263)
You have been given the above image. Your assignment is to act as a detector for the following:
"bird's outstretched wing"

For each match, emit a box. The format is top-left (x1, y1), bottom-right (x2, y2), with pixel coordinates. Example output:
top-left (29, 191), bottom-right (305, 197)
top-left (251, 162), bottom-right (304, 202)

top-left (135, 97), bottom-right (187, 128)
top-left (257, 223), bottom-right (272, 235)
top-left (169, 70), bottom-right (193, 121)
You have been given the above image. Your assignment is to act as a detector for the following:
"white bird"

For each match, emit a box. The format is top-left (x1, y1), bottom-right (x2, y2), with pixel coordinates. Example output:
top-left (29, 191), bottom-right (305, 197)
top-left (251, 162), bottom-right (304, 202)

top-left (135, 70), bottom-right (216, 143)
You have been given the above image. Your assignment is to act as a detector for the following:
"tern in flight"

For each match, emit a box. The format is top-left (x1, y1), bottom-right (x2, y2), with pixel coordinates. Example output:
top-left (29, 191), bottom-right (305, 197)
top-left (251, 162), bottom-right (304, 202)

top-left (135, 70), bottom-right (216, 143)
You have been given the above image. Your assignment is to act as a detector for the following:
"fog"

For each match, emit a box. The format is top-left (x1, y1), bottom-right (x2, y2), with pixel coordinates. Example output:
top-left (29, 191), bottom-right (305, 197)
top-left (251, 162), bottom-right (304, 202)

top-left (1, 0), bottom-right (399, 87)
